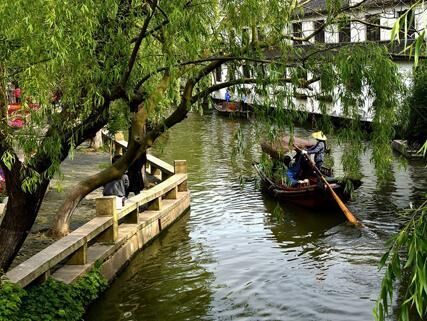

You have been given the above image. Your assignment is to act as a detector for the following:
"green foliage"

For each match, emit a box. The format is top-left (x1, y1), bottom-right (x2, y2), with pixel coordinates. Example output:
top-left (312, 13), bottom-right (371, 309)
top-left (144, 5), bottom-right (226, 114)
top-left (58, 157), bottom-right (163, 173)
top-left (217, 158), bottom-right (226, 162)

top-left (375, 199), bottom-right (427, 321)
top-left (0, 266), bottom-right (107, 321)
top-left (403, 61), bottom-right (427, 146)
top-left (258, 154), bottom-right (287, 185)
top-left (375, 141), bottom-right (427, 321)
top-left (0, 0), bottom-right (407, 190)
top-left (106, 99), bottom-right (131, 134)
top-left (0, 275), bottom-right (25, 320)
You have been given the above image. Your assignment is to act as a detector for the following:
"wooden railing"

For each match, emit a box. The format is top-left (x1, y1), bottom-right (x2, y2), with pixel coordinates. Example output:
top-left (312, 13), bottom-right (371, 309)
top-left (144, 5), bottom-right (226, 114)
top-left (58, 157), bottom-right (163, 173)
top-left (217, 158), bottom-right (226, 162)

top-left (6, 135), bottom-right (189, 288)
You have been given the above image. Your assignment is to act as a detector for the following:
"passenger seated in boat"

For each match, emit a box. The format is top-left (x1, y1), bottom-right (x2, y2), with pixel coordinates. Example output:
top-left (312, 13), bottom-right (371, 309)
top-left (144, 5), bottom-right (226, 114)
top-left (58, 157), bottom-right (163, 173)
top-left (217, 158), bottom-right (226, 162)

top-left (284, 154), bottom-right (302, 187)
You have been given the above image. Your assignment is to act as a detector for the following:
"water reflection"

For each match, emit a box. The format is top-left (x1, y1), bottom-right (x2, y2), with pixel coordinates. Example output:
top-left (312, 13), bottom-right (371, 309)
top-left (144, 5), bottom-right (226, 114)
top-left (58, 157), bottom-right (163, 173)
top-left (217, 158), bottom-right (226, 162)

top-left (86, 112), bottom-right (426, 321)
top-left (85, 214), bottom-right (216, 321)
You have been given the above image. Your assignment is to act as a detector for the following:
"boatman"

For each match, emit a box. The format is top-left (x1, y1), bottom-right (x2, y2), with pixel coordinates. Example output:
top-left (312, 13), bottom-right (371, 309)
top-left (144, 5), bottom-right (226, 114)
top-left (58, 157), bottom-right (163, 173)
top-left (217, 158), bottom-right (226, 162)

top-left (301, 131), bottom-right (327, 169)
top-left (225, 88), bottom-right (231, 102)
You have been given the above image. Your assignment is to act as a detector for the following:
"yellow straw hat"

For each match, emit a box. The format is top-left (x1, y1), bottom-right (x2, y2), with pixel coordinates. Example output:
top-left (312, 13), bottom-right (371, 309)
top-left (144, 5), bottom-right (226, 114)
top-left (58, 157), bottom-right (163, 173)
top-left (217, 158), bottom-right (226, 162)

top-left (311, 131), bottom-right (327, 141)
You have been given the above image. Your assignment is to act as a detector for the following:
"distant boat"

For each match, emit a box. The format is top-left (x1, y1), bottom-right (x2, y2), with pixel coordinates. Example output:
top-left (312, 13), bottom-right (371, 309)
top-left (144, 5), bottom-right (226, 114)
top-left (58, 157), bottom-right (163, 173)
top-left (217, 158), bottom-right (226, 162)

top-left (254, 163), bottom-right (361, 209)
top-left (391, 140), bottom-right (424, 159)
top-left (214, 101), bottom-right (252, 118)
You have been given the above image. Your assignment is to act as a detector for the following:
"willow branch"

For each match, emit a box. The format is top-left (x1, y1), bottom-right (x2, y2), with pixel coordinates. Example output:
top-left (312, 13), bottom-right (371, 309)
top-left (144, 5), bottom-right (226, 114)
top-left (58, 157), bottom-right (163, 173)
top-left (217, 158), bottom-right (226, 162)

top-left (191, 77), bottom-right (320, 103)
top-left (121, 0), bottom-right (158, 87)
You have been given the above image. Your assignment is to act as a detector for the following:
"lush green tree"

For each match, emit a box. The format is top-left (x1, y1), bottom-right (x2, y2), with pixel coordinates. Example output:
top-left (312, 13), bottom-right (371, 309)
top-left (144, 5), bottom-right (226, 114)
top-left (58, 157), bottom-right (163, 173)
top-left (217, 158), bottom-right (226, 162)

top-left (375, 141), bottom-right (427, 321)
top-left (0, 0), bottom-right (405, 273)
top-left (374, 5), bottom-right (427, 320)
top-left (403, 61), bottom-right (427, 147)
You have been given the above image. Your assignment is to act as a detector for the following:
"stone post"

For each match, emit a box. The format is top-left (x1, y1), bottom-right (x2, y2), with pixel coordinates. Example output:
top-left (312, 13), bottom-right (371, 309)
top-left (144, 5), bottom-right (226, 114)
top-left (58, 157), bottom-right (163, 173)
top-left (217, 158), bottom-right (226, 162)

top-left (96, 196), bottom-right (118, 242)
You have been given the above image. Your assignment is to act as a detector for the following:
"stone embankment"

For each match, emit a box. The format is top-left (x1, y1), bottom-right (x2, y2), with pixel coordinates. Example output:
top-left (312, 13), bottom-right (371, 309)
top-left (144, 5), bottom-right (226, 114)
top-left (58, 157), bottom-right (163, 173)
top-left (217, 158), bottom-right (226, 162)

top-left (6, 136), bottom-right (190, 288)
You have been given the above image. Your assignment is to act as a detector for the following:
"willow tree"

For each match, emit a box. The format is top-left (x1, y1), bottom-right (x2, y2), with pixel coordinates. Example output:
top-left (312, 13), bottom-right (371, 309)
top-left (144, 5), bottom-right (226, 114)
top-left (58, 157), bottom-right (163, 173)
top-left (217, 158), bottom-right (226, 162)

top-left (0, 0), bottom-right (404, 271)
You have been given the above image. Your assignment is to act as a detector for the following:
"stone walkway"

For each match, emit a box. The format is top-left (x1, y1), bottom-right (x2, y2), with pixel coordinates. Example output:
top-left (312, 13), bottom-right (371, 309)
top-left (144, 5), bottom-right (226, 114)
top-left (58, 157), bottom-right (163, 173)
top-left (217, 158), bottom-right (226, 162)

top-left (11, 147), bottom-right (111, 267)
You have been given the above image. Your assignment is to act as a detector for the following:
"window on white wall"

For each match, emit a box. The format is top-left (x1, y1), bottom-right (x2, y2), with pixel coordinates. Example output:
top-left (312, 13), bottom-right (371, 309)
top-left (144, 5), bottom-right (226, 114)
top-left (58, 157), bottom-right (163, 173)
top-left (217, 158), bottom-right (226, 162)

top-left (339, 20), bottom-right (351, 42)
top-left (257, 27), bottom-right (265, 42)
top-left (314, 20), bottom-right (325, 43)
top-left (293, 22), bottom-right (302, 45)
top-left (243, 65), bottom-right (251, 78)
top-left (215, 66), bottom-right (222, 82)
top-left (366, 14), bottom-right (381, 41)
top-left (242, 27), bottom-right (250, 46)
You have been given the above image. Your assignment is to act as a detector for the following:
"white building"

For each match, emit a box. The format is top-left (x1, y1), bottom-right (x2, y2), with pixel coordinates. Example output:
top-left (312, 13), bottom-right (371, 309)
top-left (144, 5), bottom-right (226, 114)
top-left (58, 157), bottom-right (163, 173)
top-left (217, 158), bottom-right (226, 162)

top-left (212, 0), bottom-right (427, 121)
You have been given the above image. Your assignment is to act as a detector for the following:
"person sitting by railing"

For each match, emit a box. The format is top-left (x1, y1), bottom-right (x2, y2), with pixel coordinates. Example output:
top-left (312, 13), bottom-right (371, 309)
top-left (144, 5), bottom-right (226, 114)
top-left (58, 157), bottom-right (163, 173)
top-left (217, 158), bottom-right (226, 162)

top-left (103, 155), bottom-right (129, 209)
top-left (126, 154), bottom-right (145, 197)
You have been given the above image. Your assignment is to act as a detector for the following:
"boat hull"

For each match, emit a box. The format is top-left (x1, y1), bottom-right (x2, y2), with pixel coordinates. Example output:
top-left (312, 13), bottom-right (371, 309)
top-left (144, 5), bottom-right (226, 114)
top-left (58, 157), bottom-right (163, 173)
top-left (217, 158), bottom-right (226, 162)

top-left (214, 102), bottom-right (252, 118)
top-left (255, 165), bottom-right (360, 209)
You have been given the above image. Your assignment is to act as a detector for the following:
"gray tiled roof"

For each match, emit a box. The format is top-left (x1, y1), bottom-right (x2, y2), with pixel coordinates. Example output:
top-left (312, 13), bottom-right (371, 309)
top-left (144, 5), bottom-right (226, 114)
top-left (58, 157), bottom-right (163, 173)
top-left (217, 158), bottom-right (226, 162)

top-left (301, 0), bottom-right (411, 17)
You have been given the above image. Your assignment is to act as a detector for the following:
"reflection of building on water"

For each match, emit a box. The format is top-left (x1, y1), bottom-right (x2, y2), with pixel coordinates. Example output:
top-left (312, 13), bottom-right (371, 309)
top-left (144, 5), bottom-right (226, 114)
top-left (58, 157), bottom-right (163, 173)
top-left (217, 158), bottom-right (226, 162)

top-left (211, 1), bottom-right (425, 122)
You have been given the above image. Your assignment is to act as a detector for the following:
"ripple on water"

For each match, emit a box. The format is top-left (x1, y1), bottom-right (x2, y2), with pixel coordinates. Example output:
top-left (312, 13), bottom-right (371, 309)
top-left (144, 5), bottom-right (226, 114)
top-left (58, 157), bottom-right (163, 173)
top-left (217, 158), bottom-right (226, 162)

top-left (85, 113), bottom-right (426, 321)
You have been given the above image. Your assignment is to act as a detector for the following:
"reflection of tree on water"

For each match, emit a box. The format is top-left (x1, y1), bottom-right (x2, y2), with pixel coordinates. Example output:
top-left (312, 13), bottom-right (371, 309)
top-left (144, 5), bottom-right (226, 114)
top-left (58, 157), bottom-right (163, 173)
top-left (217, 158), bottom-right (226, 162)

top-left (261, 193), bottom-right (344, 280)
top-left (85, 213), bottom-right (216, 321)
top-left (408, 159), bottom-right (427, 206)
top-left (387, 161), bottom-right (427, 321)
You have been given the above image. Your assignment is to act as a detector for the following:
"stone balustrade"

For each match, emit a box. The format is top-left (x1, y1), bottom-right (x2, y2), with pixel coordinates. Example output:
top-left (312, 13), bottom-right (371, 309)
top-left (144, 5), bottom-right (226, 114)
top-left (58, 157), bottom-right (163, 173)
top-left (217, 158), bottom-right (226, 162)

top-left (6, 135), bottom-right (190, 288)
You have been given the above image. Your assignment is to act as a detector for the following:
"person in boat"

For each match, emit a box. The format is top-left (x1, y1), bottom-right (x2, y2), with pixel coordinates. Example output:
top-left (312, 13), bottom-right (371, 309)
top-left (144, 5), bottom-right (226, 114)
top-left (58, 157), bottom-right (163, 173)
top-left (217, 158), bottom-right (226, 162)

top-left (225, 88), bottom-right (231, 102)
top-left (301, 131), bottom-right (327, 169)
top-left (284, 153), bottom-right (308, 187)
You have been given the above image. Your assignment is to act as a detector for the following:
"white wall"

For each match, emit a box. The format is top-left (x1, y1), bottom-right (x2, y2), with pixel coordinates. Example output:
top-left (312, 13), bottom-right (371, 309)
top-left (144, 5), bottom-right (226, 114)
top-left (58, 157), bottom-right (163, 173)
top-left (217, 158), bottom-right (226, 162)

top-left (351, 12), bottom-right (366, 42)
top-left (302, 21), bottom-right (314, 43)
top-left (380, 10), bottom-right (396, 41)
top-left (211, 3), bottom-right (427, 121)
top-left (325, 24), bottom-right (338, 43)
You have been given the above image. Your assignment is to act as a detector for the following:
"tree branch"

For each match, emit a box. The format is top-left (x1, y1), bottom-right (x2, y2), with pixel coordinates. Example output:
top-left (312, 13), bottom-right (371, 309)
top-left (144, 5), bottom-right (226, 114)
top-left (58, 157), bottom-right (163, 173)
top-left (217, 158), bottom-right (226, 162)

top-left (121, 0), bottom-right (158, 87)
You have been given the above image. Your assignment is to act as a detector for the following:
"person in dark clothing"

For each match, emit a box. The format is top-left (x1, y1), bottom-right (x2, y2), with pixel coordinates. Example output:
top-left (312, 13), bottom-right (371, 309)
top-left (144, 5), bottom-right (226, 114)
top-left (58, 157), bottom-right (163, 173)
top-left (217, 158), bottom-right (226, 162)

top-left (302, 131), bottom-right (327, 169)
top-left (285, 154), bottom-right (302, 186)
top-left (126, 154), bottom-right (146, 197)
top-left (103, 155), bottom-right (129, 204)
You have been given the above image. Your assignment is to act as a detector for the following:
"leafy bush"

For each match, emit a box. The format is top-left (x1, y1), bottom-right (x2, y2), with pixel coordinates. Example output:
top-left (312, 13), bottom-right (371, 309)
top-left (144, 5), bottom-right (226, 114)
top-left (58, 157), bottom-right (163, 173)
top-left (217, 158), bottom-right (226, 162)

top-left (0, 275), bottom-right (25, 320)
top-left (0, 266), bottom-right (107, 321)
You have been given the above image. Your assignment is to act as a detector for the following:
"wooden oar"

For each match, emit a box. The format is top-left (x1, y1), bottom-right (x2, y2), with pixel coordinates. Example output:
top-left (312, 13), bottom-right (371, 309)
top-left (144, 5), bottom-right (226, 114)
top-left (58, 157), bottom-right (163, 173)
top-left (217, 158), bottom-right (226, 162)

top-left (293, 145), bottom-right (362, 227)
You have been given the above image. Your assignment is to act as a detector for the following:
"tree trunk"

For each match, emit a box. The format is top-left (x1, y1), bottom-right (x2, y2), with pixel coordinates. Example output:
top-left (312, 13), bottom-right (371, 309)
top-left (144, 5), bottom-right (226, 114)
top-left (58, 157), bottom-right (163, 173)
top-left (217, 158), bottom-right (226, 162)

top-left (0, 180), bottom-right (49, 272)
top-left (50, 74), bottom-right (197, 237)
top-left (49, 144), bottom-right (141, 238)
top-left (49, 180), bottom-right (98, 238)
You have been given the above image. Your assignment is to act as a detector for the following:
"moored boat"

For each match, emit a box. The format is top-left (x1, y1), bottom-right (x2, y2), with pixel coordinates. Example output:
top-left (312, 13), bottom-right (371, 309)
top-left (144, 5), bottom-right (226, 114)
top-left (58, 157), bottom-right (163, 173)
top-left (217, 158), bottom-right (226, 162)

top-left (254, 163), bottom-right (361, 209)
top-left (214, 101), bottom-right (252, 118)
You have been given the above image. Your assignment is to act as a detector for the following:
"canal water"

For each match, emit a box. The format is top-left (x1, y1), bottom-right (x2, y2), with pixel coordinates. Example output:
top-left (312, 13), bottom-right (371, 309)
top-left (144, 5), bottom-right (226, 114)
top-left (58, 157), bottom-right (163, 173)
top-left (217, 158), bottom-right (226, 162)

top-left (86, 112), bottom-right (427, 321)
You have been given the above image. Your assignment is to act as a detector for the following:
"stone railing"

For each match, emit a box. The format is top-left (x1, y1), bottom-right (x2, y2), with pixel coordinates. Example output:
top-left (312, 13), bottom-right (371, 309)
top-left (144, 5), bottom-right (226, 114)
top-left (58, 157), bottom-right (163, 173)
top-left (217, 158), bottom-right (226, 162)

top-left (6, 138), bottom-right (190, 288)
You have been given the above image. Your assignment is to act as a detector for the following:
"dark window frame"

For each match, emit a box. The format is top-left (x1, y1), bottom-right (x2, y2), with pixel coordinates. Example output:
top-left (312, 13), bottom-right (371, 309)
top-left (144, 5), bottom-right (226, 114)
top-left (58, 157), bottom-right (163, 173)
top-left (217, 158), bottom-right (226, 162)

top-left (215, 66), bottom-right (222, 82)
top-left (293, 22), bottom-right (302, 45)
top-left (314, 20), bottom-right (325, 43)
top-left (339, 20), bottom-right (351, 43)
top-left (366, 14), bottom-right (381, 41)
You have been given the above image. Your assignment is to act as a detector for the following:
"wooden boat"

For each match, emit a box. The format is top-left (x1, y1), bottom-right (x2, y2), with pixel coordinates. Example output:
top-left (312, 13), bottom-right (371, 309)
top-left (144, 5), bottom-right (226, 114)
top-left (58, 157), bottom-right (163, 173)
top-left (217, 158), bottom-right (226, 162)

top-left (214, 101), bottom-right (252, 118)
top-left (261, 136), bottom-right (317, 161)
top-left (254, 163), bottom-right (362, 209)
top-left (391, 139), bottom-right (424, 159)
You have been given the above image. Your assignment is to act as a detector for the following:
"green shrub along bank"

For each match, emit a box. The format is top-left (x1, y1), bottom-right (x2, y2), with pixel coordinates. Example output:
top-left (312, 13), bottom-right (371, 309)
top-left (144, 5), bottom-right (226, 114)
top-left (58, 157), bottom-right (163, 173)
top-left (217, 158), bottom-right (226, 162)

top-left (0, 266), bottom-right (107, 321)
